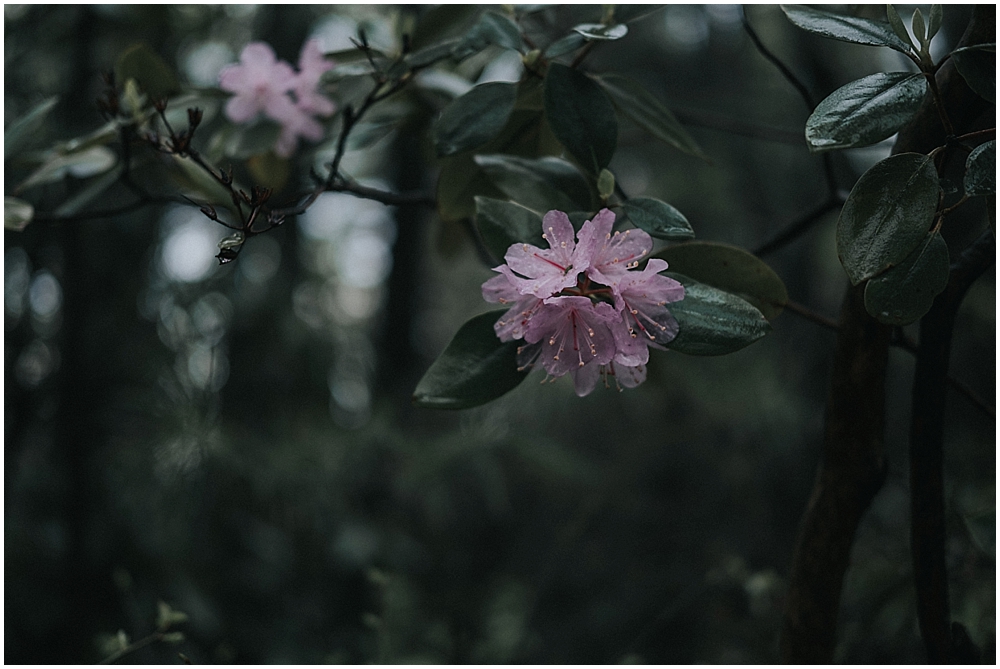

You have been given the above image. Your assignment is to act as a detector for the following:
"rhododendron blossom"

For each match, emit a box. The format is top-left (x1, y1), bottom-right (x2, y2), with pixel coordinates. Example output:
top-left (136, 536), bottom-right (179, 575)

top-left (219, 40), bottom-right (335, 158)
top-left (482, 209), bottom-right (685, 396)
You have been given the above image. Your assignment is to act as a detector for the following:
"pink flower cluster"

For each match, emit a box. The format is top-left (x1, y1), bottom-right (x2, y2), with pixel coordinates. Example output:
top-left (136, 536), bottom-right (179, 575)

top-left (482, 209), bottom-right (685, 396)
top-left (219, 40), bottom-right (335, 158)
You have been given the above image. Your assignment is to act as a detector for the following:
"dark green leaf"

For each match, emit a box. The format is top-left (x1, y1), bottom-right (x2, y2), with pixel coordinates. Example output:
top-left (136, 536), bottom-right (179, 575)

top-left (544, 32), bottom-right (587, 59)
top-left (5, 196), bottom-right (34, 231)
top-left (115, 43), bottom-right (180, 101)
top-left (663, 273), bottom-right (772, 356)
top-left (544, 63), bottom-right (618, 173)
top-left (452, 10), bottom-right (524, 60)
top-left (863, 231), bottom-right (949, 324)
top-left (224, 120), bottom-right (282, 159)
top-left (621, 197), bottom-right (694, 241)
top-left (407, 39), bottom-right (461, 69)
top-left (780, 5), bottom-right (913, 53)
top-left (413, 310), bottom-right (529, 409)
top-left (952, 43), bottom-right (996, 103)
top-left (474, 154), bottom-right (593, 212)
top-left (410, 5), bottom-right (483, 51)
top-left (964, 140), bottom-right (995, 196)
top-left (437, 153), bottom-right (504, 222)
top-left (573, 23), bottom-right (628, 41)
top-left (837, 152), bottom-right (940, 285)
top-left (4, 96), bottom-right (58, 160)
top-left (886, 5), bottom-right (915, 51)
top-left (347, 117), bottom-right (399, 151)
top-left (474, 197), bottom-right (544, 263)
top-left (597, 73), bottom-right (706, 160)
top-left (911, 8), bottom-right (926, 46)
top-left (654, 242), bottom-right (788, 320)
top-left (433, 82), bottom-right (517, 157)
top-left (963, 508), bottom-right (996, 559)
top-left (17, 146), bottom-right (117, 191)
top-left (806, 72), bottom-right (926, 152)
top-left (53, 169), bottom-right (122, 217)
top-left (927, 5), bottom-right (943, 41)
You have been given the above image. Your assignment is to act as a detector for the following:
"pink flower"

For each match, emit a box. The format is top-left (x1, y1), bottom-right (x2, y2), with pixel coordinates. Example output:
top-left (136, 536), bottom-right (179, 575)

top-left (480, 207), bottom-right (686, 396)
top-left (293, 39), bottom-right (336, 116)
top-left (219, 43), bottom-right (296, 123)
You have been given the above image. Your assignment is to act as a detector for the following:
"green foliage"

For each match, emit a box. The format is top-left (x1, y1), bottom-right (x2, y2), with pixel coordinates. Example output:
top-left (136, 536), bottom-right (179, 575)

top-left (951, 43), bottom-right (996, 103)
top-left (410, 5), bottom-right (483, 51)
top-left (572, 23), bottom-right (628, 41)
top-left (4, 96), bottom-right (59, 160)
top-left (837, 153), bottom-right (940, 285)
top-left (863, 231), bottom-right (949, 325)
top-left (544, 32), bottom-right (587, 59)
top-left (621, 197), bottom-right (694, 241)
top-left (663, 274), bottom-right (772, 356)
top-left (596, 168), bottom-right (615, 201)
top-left (413, 310), bottom-right (529, 409)
top-left (474, 197), bottom-right (544, 264)
top-left (964, 140), bottom-right (995, 196)
top-left (544, 63), bottom-right (618, 174)
top-left (805, 73), bottom-right (926, 152)
top-left (115, 43), bottom-right (181, 101)
top-left (4, 196), bottom-right (34, 231)
top-left (451, 10), bottom-right (524, 60)
top-left (655, 242), bottom-right (788, 320)
top-left (597, 73), bottom-right (706, 160)
top-left (433, 82), bottom-right (517, 157)
top-left (16, 146), bottom-right (117, 192)
top-left (53, 169), bottom-right (121, 217)
top-left (780, 5), bottom-right (913, 53)
top-left (927, 5), bottom-right (943, 42)
top-left (474, 154), bottom-right (593, 213)
top-left (885, 5), bottom-right (916, 52)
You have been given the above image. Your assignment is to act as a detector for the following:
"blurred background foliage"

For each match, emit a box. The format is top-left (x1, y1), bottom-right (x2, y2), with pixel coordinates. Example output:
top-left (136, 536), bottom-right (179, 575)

top-left (4, 4), bottom-right (993, 663)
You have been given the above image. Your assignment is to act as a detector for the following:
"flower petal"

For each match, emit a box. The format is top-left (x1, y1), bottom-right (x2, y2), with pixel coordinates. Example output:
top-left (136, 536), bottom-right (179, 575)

top-left (587, 227), bottom-right (654, 287)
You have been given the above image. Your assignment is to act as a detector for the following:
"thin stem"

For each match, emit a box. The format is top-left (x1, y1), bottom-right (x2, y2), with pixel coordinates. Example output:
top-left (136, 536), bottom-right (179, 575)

top-left (754, 195), bottom-right (846, 257)
top-left (952, 127), bottom-right (996, 144)
top-left (570, 41), bottom-right (595, 69)
top-left (923, 72), bottom-right (956, 137)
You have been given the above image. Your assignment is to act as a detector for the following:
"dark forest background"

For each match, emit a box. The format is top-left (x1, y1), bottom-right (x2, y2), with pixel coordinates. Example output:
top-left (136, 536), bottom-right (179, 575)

top-left (4, 5), bottom-right (994, 663)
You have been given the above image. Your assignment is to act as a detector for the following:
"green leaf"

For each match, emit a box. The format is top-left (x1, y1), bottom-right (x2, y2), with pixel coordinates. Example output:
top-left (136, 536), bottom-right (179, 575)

top-left (53, 169), bottom-right (121, 217)
top-left (573, 23), bottom-right (628, 41)
top-left (4, 96), bottom-right (59, 160)
top-left (407, 39), bottom-right (461, 69)
top-left (452, 10), bottom-right (524, 60)
top-left (223, 120), bottom-right (281, 159)
top-left (597, 73), bottom-right (706, 160)
top-left (411, 5), bottom-right (483, 51)
top-left (664, 273), bottom-right (772, 356)
top-left (886, 5), bottom-right (915, 51)
top-left (474, 196), bottom-right (544, 263)
top-left (927, 5), bottom-right (943, 41)
top-left (964, 140), bottom-right (995, 196)
top-left (5, 196), bottom-right (34, 231)
top-left (780, 5), bottom-right (913, 53)
top-left (621, 197), bottom-right (694, 241)
top-left (952, 43), bottom-right (996, 103)
top-left (115, 43), bottom-right (180, 101)
top-left (413, 310), bottom-right (530, 409)
top-left (863, 231), bottom-right (949, 324)
top-left (837, 152), bottom-right (940, 285)
top-left (544, 32), bottom-right (587, 59)
top-left (474, 154), bottom-right (593, 213)
top-left (433, 82), bottom-right (517, 157)
top-left (437, 153), bottom-right (504, 222)
top-left (963, 508), bottom-right (996, 559)
top-left (654, 242), bottom-right (788, 320)
top-left (911, 9), bottom-right (926, 46)
top-left (544, 63), bottom-right (618, 173)
top-left (17, 146), bottom-right (117, 192)
top-left (806, 72), bottom-right (927, 152)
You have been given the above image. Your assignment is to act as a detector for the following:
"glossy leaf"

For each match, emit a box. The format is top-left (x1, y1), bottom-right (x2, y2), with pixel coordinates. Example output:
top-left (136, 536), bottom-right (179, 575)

top-left (963, 508), bottom-right (996, 560)
top-left (573, 23), bottom-right (628, 41)
top-left (474, 154), bottom-right (592, 213)
top-left (927, 5), bottom-right (943, 41)
top-left (654, 242), bottom-right (788, 320)
top-left (4, 96), bottom-right (58, 160)
top-left (597, 73), bottom-right (706, 160)
top-left (621, 197), bottom-right (694, 241)
top-left (952, 43), bottom-right (996, 103)
top-left (780, 5), bottom-right (912, 53)
top-left (886, 5), bottom-right (915, 51)
top-left (474, 197), bottom-right (544, 263)
top-left (805, 72), bottom-right (926, 152)
top-left (452, 10), bottom-right (523, 60)
top-left (544, 32), bottom-right (587, 58)
top-left (413, 310), bottom-right (529, 409)
top-left (664, 273), bottom-right (772, 356)
top-left (864, 231), bottom-right (949, 325)
top-left (837, 152), bottom-right (940, 285)
top-left (5, 196), bottom-right (34, 231)
top-left (115, 43), bottom-right (180, 101)
top-left (964, 140), bottom-right (995, 196)
top-left (433, 82), bottom-right (517, 157)
top-left (544, 63), bottom-right (618, 173)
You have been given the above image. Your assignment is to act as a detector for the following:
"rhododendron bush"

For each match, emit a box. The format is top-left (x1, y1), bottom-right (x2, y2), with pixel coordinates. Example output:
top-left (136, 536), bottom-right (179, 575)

top-left (4, 4), bottom-right (994, 665)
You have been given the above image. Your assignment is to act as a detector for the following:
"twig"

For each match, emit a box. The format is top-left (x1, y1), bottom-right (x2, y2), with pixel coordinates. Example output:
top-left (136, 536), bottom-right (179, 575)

top-left (670, 107), bottom-right (805, 145)
top-left (754, 196), bottom-right (845, 256)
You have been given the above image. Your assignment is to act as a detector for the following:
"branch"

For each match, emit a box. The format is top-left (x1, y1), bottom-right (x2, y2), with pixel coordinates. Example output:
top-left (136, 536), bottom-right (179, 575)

top-left (753, 195), bottom-right (845, 257)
